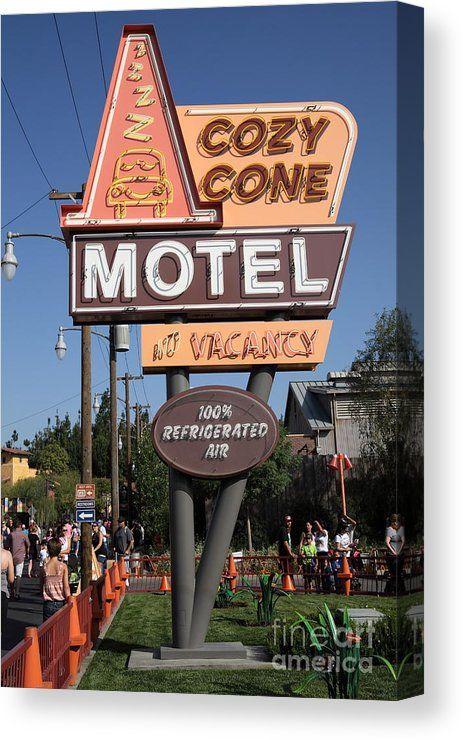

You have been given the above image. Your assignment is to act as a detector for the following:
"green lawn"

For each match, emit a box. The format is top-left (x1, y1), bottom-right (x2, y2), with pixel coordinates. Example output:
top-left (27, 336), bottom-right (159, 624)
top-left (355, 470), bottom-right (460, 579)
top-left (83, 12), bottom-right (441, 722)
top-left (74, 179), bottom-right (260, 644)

top-left (78, 591), bottom-right (423, 699)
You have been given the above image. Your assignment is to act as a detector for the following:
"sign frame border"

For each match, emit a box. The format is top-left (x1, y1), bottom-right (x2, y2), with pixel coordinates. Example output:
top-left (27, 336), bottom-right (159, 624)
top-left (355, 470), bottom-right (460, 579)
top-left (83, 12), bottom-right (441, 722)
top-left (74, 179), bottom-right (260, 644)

top-left (151, 384), bottom-right (280, 479)
top-left (70, 224), bottom-right (353, 321)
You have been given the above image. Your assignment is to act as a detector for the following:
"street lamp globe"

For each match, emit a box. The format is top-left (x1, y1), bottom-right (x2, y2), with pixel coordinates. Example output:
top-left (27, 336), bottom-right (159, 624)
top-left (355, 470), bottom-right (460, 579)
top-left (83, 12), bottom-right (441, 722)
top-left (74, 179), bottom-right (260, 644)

top-left (93, 394), bottom-right (101, 413)
top-left (1, 238), bottom-right (18, 281)
top-left (55, 329), bottom-right (67, 360)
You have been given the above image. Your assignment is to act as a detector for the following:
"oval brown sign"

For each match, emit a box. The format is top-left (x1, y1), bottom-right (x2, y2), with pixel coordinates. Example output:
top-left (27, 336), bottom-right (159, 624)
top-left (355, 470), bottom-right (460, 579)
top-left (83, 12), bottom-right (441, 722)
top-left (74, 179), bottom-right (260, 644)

top-left (151, 386), bottom-right (279, 479)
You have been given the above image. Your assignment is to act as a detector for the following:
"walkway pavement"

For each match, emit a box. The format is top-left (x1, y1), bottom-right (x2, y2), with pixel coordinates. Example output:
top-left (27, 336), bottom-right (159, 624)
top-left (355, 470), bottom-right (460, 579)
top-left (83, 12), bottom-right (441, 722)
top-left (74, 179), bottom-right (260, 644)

top-left (1, 576), bottom-right (43, 656)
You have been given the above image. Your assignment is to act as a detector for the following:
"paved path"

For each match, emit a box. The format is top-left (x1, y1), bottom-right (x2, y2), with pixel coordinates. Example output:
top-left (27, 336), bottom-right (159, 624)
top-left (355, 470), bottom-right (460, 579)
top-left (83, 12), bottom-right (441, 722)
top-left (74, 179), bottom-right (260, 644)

top-left (1, 576), bottom-right (44, 656)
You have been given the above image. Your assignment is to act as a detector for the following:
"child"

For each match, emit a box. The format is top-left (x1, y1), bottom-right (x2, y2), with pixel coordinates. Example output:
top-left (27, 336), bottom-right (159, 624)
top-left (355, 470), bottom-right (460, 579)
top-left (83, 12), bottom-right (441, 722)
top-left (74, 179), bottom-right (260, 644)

top-left (39, 539), bottom-right (48, 567)
top-left (299, 523), bottom-right (317, 594)
top-left (321, 557), bottom-right (335, 594)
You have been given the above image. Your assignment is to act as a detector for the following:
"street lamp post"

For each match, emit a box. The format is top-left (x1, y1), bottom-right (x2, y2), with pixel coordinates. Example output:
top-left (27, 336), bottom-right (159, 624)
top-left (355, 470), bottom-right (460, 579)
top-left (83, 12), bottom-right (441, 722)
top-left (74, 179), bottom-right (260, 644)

top-left (0, 231), bottom-right (97, 585)
top-left (2, 232), bottom-right (133, 584)
top-left (1, 231), bottom-right (66, 282)
top-left (57, 325), bottom-right (129, 544)
top-left (109, 326), bottom-right (119, 537)
top-left (81, 325), bottom-right (93, 589)
top-left (53, 323), bottom-right (93, 588)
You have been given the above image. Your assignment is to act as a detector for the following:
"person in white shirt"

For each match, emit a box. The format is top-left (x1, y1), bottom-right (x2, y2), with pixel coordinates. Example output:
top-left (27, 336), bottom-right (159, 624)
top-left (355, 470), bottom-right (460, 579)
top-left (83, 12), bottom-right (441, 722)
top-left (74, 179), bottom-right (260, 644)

top-left (58, 526), bottom-right (71, 563)
top-left (385, 513), bottom-right (406, 593)
top-left (334, 514), bottom-right (357, 558)
top-left (313, 520), bottom-right (329, 556)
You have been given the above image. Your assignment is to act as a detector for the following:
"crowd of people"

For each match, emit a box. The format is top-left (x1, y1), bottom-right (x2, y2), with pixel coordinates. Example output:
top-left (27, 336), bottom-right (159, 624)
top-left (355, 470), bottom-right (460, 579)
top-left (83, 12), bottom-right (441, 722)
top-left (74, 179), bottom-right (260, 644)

top-left (1, 508), bottom-right (408, 633)
top-left (1, 514), bottom-right (145, 633)
top-left (277, 512), bottom-right (406, 593)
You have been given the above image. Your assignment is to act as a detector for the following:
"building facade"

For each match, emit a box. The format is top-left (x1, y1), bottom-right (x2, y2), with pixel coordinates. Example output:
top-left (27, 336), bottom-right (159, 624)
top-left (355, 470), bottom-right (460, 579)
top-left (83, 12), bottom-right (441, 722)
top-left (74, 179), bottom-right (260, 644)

top-left (284, 368), bottom-right (423, 458)
top-left (1, 446), bottom-right (37, 486)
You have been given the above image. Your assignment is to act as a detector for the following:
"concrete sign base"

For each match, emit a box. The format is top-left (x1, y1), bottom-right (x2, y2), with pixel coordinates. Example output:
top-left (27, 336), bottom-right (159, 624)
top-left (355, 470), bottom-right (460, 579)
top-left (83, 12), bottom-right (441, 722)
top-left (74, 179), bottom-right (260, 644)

top-left (159, 641), bottom-right (247, 660)
top-left (128, 644), bottom-right (272, 671)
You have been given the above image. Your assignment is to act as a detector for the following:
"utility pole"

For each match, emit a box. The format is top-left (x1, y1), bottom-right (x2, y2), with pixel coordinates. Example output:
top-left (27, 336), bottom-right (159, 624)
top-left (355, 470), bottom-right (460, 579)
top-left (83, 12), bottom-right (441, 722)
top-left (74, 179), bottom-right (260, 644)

top-left (80, 325), bottom-right (93, 590)
top-left (109, 327), bottom-right (119, 537)
top-left (118, 372), bottom-right (142, 523)
top-left (133, 403), bottom-right (150, 449)
top-left (124, 372), bottom-right (132, 523)
top-left (134, 403), bottom-right (140, 449)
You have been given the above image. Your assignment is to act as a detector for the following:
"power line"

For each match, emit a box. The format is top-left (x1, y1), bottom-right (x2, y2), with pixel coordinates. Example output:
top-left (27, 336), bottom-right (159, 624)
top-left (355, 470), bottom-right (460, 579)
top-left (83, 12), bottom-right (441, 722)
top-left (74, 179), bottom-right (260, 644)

top-left (1, 191), bottom-right (52, 231)
top-left (94, 13), bottom-right (107, 95)
top-left (1, 377), bottom-right (110, 430)
top-left (1, 79), bottom-right (54, 190)
top-left (53, 14), bottom-right (91, 166)
top-left (95, 333), bottom-right (109, 369)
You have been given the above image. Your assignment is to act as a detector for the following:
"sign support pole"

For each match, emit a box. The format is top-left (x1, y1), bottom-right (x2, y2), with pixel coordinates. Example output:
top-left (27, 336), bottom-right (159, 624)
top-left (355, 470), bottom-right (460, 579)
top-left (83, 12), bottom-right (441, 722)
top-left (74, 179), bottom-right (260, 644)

top-left (187, 316), bottom-right (282, 649)
top-left (109, 327), bottom-right (119, 536)
top-left (339, 454), bottom-right (347, 516)
top-left (166, 318), bottom-right (196, 649)
top-left (80, 325), bottom-right (93, 590)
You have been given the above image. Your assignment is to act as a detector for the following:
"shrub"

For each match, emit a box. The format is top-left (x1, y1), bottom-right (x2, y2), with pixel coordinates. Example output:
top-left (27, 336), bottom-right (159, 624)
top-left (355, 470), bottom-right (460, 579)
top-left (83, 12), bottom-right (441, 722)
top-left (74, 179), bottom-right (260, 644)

top-left (293, 604), bottom-right (362, 699)
top-left (241, 572), bottom-right (291, 626)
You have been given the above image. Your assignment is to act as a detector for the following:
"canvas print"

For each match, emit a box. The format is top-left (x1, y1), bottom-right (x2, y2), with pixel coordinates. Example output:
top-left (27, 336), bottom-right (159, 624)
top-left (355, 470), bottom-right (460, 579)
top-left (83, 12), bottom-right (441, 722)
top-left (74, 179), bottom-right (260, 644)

top-left (1, 2), bottom-right (423, 700)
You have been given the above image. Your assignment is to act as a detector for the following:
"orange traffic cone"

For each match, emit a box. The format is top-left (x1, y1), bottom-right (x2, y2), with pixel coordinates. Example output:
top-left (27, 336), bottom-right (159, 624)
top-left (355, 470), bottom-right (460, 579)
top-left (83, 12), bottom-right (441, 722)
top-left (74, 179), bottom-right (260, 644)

top-left (158, 575), bottom-right (171, 593)
top-left (228, 554), bottom-right (238, 592)
top-left (23, 626), bottom-right (52, 689)
top-left (67, 595), bottom-right (86, 685)
top-left (103, 568), bottom-right (116, 620)
top-left (110, 563), bottom-right (123, 605)
top-left (282, 573), bottom-right (296, 592)
top-left (118, 556), bottom-right (129, 582)
top-left (337, 555), bottom-right (352, 596)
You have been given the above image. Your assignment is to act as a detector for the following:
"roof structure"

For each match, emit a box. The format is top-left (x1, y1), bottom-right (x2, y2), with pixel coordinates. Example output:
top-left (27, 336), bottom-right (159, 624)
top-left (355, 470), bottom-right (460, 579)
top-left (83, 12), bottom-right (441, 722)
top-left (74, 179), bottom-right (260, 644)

top-left (1, 447), bottom-right (31, 456)
top-left (286, 381), bottom-right (333, 432)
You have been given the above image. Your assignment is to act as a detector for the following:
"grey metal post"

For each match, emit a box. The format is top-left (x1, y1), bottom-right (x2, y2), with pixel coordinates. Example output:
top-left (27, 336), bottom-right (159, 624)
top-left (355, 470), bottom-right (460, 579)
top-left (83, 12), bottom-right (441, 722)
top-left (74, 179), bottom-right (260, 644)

top-left (109, 327), bottom-right (119, 537)
top-left (188, 362), bottom-right (277, 648)
top-left (124, 372), bottom-right (132, 521)
top-left (80, 325), bottom-right (93, 590)
top-left (166, 318), bottom-right (196, 649)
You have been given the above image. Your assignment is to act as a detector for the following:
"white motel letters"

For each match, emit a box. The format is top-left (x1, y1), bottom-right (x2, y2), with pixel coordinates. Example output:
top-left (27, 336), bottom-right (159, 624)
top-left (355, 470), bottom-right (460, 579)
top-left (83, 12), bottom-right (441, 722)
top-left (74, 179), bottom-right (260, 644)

top-left (83, 236), bottom-right (328, 300)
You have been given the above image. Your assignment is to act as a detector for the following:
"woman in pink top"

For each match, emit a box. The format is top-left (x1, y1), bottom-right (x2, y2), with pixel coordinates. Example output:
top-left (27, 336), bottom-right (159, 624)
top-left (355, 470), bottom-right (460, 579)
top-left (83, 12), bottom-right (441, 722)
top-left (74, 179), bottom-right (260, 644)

top-left (40, 538), bottom-right (70, 620)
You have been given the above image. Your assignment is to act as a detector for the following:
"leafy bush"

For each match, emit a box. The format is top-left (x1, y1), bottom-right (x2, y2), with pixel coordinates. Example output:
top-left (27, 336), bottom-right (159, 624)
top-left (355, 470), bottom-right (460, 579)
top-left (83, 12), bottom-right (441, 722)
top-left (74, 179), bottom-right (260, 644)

top-left (241, 572), bottom-right (291, 626)
top-left (214, 581), bottom-right (245, 609)
top-left (293, 604), bottom-right (362, 700)
top-left (370, 611), bottom-right (422, 664)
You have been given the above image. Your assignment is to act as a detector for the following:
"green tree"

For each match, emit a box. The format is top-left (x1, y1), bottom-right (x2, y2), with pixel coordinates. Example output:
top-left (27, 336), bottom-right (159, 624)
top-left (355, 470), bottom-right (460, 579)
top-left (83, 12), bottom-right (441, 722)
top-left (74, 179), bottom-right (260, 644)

top-left (240, 424), bottom-right (297, 550)
top-left (35, 440), bottom-right (70, 475)
top-left (132, 429), bottom-right (169, 550)
top-left (3, 476), bottom-right (58, 527)
top-left (5, 429), bottom-right (19, 448)
top-left (92, 390), bottom-right (111, 478)
top-left (192, 424), bottom-right (297, 551)
top-left (348, 307), bottom-right (423, 540)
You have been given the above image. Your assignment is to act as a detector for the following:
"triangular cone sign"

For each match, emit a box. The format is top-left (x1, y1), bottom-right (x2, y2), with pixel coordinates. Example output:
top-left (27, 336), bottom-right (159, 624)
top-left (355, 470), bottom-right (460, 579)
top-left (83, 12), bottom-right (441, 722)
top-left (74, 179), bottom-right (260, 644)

top-left (61, 25), bottom-right (221, 236)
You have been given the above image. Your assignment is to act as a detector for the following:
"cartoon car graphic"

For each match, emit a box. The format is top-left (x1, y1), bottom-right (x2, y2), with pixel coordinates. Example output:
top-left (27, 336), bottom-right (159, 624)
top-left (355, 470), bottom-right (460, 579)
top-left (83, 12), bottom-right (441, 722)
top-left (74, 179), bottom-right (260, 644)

top-left (107, 148), bottom-right (173, 219)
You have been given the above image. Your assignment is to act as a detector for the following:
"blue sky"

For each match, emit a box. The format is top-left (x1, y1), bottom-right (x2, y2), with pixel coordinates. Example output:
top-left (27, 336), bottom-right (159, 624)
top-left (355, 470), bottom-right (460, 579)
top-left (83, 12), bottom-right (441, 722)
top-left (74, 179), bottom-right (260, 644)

top-left (1, 3), bottom-right (410, 445)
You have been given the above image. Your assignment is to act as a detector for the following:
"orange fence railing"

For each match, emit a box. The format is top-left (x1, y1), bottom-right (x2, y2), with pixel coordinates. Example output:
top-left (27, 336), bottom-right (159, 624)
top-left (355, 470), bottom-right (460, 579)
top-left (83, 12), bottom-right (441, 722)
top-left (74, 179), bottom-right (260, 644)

top-left (1, 636), bottom-right (33, 688)
top-left (126, 551), bottom-right (423, 597)
top-left (1, 561), bottom-right (123, 689)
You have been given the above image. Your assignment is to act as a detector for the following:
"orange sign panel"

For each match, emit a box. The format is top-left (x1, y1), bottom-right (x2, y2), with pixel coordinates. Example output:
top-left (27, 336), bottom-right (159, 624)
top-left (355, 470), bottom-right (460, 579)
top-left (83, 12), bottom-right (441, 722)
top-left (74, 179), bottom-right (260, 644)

top-left (61, 26), bottom-right (221, 234)
top-left (177, 102), bottom-right (357, 226)
top-left (141, 320), bottom-right (332, 373)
